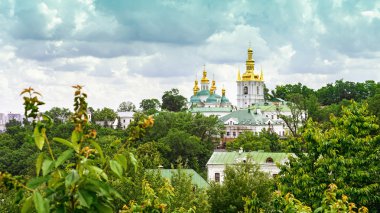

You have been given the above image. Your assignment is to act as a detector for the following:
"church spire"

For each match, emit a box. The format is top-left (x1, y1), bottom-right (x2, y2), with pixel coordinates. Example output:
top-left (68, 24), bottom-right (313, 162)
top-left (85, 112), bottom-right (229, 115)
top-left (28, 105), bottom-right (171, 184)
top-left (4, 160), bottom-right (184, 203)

top-left (260, 66), bottom-right (264, 81)
top-left (237, 68), bottom-right (241, 81)
top-left (246, 47), bottom-right (255, 74)
top-left (201, 65), bottom-right (209, 84)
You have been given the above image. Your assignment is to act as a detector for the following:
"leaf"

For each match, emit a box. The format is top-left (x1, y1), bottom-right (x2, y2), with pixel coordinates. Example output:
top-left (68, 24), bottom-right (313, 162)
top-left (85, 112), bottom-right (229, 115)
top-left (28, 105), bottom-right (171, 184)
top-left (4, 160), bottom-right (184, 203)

top-left (109, 160), bottom-right (123, 178)
top-left (33, 126), bottom-right (45, 150)
top-left (33, 191), bottom-right (49, 213)
top-left (115, 154), bottom-right (128, 170)
top-left (42, 159), bottom-right (54, 176)
top-left (27, 176), bottom-right (49, 189)
top-left (65, 170), bottom-right (80, 188)
top-left (36, 153), bottom-right (44, 176)
top-left (78, 189), bottom-right (94, 208)
top-left (21, 196), bottom-right (33, 213)
top-left (71, 130), bottom-right (81, 145)
top-left (129, 152), bottom-right (138, 173)
top-left (89, 166), bottom-right (108, 181)
top-left (89, 140), bottom-right (105, 163)
top-left (53, 137), bottom-right (75, 151)
top-left (94, 203), bottom-right (113, 213)
top-left (55, 150), bottom-right (74, 168)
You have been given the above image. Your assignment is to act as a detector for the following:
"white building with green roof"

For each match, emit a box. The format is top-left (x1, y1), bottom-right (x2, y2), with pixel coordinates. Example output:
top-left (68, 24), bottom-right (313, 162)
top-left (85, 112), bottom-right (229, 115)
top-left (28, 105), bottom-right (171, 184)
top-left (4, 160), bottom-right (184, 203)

top-left (206, 150), bottom-right (290, 183)
top-left (219, 107), bottom-right (286, 142)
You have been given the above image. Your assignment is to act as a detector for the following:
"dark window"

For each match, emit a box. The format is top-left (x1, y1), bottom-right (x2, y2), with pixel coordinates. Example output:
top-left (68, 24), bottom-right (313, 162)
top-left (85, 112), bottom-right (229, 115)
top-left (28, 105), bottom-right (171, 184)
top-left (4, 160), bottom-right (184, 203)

top-left (243, 86), bottom-right (248, 94)
top-left (215, 173), bottom-right (220, 182)
top-left (226, 132), bottom-right (230, 136)
top-left (266, 157), bottom-right (274, 163)
top-left (233, 132), bottom-right (236, 137)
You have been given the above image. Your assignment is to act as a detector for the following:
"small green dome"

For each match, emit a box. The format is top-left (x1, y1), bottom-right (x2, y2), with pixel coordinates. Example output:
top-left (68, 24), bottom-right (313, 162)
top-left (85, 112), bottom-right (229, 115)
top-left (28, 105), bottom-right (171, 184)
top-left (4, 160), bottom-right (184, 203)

top-left (190, 95), bottom-right (201, 103)
top-left (197, 90), bottom-right (210, 96)
top-left (221, 96), bottom-right (230, 103)
top-left (206, 94), bottom-right (218, 103)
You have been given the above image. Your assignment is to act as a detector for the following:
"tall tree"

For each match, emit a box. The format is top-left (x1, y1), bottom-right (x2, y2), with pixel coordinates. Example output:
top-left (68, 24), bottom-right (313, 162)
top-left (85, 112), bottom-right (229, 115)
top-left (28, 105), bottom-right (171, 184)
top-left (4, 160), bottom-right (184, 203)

top-left (139, 98), bottom-right (161, 115)
top-left (117, 101), bottom-right (136, 112)
top-left (279, 101), bottom-right (380, 211)
top-left (208, 160), bottom-right (274, 212)
top-left (44, 107), bottom-right (72, 124)
top-left (92, 107), bottom-right (117, 124)
top-left (161, 88), bottom-right (187, 112)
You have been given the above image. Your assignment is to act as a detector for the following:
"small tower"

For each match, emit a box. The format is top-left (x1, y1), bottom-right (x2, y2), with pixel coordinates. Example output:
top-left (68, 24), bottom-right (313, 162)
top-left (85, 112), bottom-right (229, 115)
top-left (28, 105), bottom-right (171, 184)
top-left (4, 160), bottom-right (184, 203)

top-left (200, 66), bottom-right (210, 91)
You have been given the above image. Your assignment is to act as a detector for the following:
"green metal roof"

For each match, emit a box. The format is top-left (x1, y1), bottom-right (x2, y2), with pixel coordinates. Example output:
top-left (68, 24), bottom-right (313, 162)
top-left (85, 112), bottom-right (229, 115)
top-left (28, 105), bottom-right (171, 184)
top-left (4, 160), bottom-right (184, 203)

top-left (189, 107), bottom-right (232, 113)
top-left (248, 102), bottom-right (291, 112)
top-left (219, 109), bottom-right (272, 125)
top-left (207, 151), bottom-right (290, 165)
top-left (147, 169), bottom-right (209, 188)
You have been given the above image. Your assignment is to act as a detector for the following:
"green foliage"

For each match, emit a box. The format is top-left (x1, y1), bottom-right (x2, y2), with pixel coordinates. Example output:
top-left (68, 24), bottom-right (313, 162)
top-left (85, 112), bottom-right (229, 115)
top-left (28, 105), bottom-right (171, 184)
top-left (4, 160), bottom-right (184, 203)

top-left (118, 101), bottom-right (136, 112)
top-left (226, 130), bottom-right (284, 152)
top-left (142, 111), bottom-right (223, 172)
top-left (44, 107), bottom-right (72, 124)
top-left (140, 98), bottom-right (161, 115)
top-left (0, 86), bottom-right (155, 212)
top-left (92, 107), bottom-right (117, 124)
top-left (279, 101), bottom-right (380, 211)
top-left (317, 80), bottom-right (379, 106)
top-left (208, 160), bottom-right (274, 212)
top-left (161, 88), bottom-right (187, 112)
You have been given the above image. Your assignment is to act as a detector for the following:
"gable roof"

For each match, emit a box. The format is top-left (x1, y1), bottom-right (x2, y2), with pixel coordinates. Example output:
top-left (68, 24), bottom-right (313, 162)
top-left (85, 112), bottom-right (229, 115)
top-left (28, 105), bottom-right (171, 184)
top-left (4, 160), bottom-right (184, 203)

top-left (206, 151), bottom-right (290, 165)
top-left (219, 109), bottom-right (277, 125)
top-left (147, 169), bottom-right (209, 188)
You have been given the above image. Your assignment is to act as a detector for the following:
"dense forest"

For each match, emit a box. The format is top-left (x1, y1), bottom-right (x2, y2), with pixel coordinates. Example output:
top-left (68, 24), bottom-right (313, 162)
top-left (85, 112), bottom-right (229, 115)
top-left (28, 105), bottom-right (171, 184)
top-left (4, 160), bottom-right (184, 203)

top-left (1, 79), bottom-right (380, 212)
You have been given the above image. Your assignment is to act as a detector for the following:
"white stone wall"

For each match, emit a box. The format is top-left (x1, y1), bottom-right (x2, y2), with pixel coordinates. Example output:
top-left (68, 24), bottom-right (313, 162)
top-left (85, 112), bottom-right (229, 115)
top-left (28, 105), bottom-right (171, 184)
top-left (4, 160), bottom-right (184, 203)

top-left (237, 81), bottom-right (265, 108)
top-left (207, 162), bottom-right (282, 184)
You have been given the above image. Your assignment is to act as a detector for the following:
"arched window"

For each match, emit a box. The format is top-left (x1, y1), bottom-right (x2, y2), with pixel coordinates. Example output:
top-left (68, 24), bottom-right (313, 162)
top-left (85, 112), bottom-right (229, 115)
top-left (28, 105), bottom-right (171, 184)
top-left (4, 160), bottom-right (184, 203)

top-left (257, 86), bottom-right (259, 94)
top-left (266, 157), bottom-right (274, 163)
top-left (243, 86), bottom-right (248, 94)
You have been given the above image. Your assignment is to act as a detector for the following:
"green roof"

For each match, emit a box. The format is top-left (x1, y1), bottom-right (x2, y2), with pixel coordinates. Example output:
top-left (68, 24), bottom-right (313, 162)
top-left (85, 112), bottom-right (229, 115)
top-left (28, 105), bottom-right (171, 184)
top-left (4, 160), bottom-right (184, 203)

top-left (206, 94), bottom-right (218, 103)
top-left (147, 169), bottom-right (209, 188)
top-left (207, 151), bottom-right (290, 165)
top-left (190, 95), bottom-right (201, 103)
top-left (248, 102), bottom-right (291, 112)
top-left (189, 107), bottom-right (232, 113)
top-left (219, 109), bottom-right (274, 125)
top-left (221, 96), bottom-right (230, 103)
top-left (196, 90), bottom-right (210, 96)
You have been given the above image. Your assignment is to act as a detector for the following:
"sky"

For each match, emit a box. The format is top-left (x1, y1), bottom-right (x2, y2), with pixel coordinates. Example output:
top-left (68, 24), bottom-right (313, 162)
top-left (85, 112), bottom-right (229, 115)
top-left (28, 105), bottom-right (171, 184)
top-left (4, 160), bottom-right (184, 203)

top-left (1, 0), bottom-right (380, 113)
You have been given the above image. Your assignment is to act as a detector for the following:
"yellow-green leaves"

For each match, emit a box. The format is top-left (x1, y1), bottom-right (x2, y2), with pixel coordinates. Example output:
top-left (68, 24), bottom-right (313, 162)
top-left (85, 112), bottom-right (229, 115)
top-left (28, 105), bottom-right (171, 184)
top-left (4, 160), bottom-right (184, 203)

top-left (55, 150), bottom-right (74, 168)
top-left (33, 126), bottom-right (45, 150)
top-left (36, 153), bottom-right (44, 176)
top-left (42, 159), bottom-right (54, 177)
top-left (65, 170), bottom-right (80, 188)
top-left (110, 160), bottom-right (123, 178)
top-left (33, 191), bottom-right (49, 213)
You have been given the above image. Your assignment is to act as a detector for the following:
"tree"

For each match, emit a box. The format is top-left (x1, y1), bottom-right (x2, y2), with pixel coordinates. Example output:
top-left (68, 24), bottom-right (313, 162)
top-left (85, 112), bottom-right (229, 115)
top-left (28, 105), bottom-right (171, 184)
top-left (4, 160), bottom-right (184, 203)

top-left (271, 83), bottom-right (315, 101)
top-left (92, 107), bottom-right (117, 125)
top-left (139, 98), bottom-right (160, 115)
top-left (279, 101), bottom-right (380, 211)
top-left (161, 88), bottom-right (187, 112)
top-left (117, 101), bottom-right (136, 112)
top-left (226, 131), bottom-right (270, 152)
top-left (44, 107), bottom-right (72, 124)
top-left (208, 159), bottom-right (274, 212)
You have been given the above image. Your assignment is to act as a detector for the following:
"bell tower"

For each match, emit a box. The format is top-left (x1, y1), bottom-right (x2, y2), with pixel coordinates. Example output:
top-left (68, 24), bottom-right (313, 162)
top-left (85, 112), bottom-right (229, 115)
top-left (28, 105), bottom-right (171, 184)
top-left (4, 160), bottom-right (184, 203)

top-left (236, 47), bottom-right (265, 108)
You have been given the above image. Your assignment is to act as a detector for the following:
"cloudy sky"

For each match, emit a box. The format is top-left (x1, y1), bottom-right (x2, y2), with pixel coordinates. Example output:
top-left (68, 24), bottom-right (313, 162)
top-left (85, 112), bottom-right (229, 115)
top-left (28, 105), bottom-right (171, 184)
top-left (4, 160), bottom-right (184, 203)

top-left (1, 0), bottom-right (380, 113)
